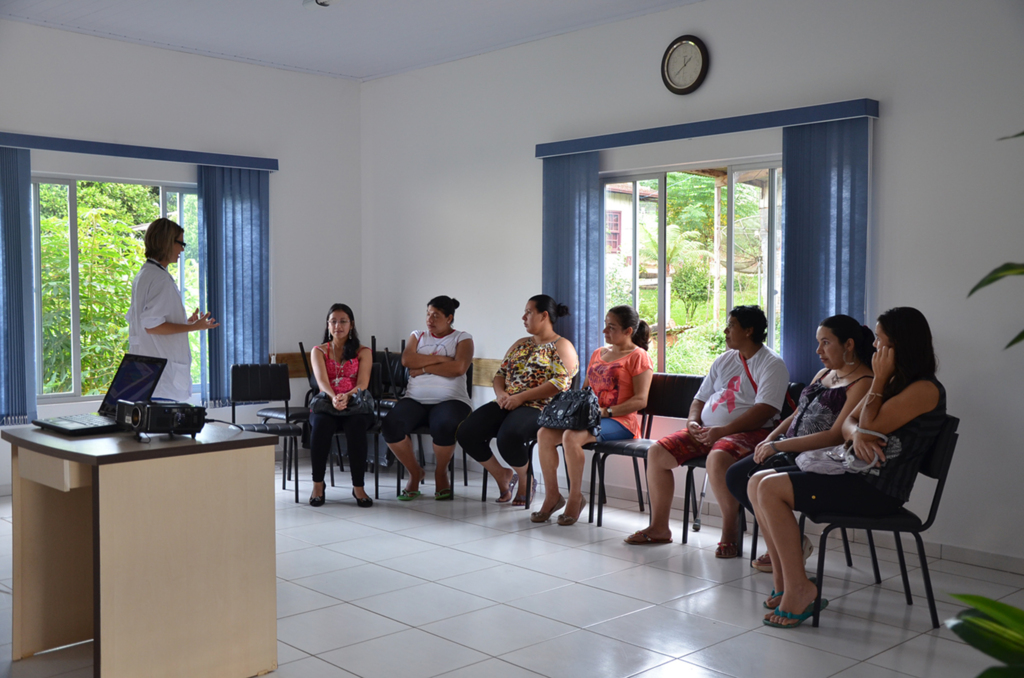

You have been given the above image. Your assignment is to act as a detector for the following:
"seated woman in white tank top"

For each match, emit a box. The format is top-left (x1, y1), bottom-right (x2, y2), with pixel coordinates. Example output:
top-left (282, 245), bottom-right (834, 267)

top-left (380, 295), bottom-right (474, 500)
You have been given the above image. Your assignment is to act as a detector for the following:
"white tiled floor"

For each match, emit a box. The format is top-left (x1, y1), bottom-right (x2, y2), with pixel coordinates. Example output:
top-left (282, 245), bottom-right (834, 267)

top-left (0, 460), bottom-right (1013, 678)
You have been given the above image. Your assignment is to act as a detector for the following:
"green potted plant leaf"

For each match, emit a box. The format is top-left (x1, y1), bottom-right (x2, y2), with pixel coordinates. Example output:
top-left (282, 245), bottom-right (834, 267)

top-left (945, 594), bottom-right (1024, 676)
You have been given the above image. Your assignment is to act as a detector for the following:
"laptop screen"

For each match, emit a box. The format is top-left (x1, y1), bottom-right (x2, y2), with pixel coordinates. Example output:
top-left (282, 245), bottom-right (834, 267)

top-left (98, 354), bottom-right (169, 416)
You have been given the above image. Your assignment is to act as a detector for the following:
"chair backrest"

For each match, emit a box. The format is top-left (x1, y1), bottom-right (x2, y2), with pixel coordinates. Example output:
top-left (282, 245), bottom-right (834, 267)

top-left (780, 381), bottom-right (805, 419)
top-left (298, 341), bottom-right (317, 391)
top-left (919, 415), bottom-right (960, 530)
top-left (230, 363), bottom-right (291, 423)
top-left (383, 348), bottom-right (408, 396)
top-left (640, 373), bottom-right (703, 437)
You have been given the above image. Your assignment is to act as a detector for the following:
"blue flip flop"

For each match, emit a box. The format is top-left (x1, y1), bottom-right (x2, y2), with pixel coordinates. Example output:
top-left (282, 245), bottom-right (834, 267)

top-left (763, 598), bottom-right (829, 628)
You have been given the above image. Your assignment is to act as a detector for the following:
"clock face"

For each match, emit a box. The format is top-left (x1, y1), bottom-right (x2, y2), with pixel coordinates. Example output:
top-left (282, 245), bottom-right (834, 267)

top-left (662, 35), bottom-right (709, 95)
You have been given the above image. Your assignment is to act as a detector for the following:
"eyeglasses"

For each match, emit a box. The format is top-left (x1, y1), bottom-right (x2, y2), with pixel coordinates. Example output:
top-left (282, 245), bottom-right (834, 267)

top-left (175, 239), bottom-right (187, 247)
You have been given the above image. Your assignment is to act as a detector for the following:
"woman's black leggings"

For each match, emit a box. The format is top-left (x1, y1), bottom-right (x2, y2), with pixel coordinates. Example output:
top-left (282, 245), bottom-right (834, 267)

top-left (381, 398), bottom-right (472, 446)
top-left (309, 411), bottom-right (374, 486)
top-left (456, 401), bottom-right (540, 468)
top-left (726, 455), bottom-right (759, 514)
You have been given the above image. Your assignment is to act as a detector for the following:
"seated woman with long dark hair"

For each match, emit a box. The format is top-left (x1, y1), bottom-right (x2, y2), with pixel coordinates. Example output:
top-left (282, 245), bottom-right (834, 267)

top-left (456, 294), bottom-right (578, 507)
top-left (532, 305), bottom-right (653, 526)
top-left (726, 314), bottom-right (875, 573)
top-left (381, 295), bottom-right (473, 500)
top-left (748, 307), bottom-right (945, 628)
top-left (307, 303), bottom-right (376, 508)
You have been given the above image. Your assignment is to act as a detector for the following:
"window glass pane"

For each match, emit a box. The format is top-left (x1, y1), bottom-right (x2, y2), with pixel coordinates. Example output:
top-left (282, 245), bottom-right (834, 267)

top-left (76, 182), bottom-right (157, 395)
top-left (635, 179), bottom-right (661, 366)
top-left (773, 168), bottom-right (783, 350)
top-left (179, 193), bottom-right (203, 386)
top-left (663, 170), bottom-right (726, 375)
top-left (38, 183), bottom-right (72, 394)
top-left (604, 183), bottom-right (634, 313)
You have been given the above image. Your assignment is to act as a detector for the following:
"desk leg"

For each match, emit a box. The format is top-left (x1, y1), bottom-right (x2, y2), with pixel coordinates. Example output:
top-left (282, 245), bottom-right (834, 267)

top-left (11, 445), bottom-right (94, 660)
top-left (95, 445), bottom-right (277, 678)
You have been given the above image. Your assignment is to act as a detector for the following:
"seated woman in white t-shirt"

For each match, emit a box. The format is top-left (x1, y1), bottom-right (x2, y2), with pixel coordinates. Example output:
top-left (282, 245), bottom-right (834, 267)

top-left (381, 296), bottom-right (474, 500)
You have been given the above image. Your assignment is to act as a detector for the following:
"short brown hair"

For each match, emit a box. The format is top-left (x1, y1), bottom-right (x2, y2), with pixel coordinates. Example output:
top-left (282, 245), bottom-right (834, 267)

top-left (144, 218), bottom-right (184, 262)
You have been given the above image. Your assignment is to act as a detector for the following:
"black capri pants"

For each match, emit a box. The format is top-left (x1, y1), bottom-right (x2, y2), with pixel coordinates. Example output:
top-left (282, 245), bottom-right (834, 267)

top-left (309, 411), bottom-right (375, 486)
top-left (381, 398), bottom-right (472, 446)
top-left (456, 401), bottom-right (540, 468)
top-left (726, 454), bottom-right (759, 514)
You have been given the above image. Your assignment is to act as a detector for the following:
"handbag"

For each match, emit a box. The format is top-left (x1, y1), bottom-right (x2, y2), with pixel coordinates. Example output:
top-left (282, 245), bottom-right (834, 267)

top-left (537, 387), bottom-right (601, 436)
top-left (795, 440), bottom-right (881, 475)
top-left (309, 389), bottom-right (375, 417)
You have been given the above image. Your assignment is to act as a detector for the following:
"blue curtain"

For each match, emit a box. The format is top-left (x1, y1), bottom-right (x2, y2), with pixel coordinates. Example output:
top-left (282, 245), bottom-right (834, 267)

top-left (198, 166), bottom-right (270, 407)
top-left (541, 152), bottom-right (603, 375)
top-left (781, 117), bottom-right (871, 384)
top-left (0, 147), bottom-right (37, 424)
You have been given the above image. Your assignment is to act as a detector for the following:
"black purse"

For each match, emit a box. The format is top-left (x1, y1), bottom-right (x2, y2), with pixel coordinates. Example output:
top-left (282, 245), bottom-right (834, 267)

top-left (537, 387), bottom-right (601, 436)
top-left (309, 389), bottom-right (375, 417)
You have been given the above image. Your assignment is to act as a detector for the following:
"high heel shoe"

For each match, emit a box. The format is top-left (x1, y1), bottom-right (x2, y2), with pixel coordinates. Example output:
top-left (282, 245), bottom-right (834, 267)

top-left (557, 496), bottom-right (586, 526)
top-left (309, 482), bottom-right (326, 507)
top-left (352, 489), bottom-right (373, 508)
top-left (530, 495), bottom-right (566, 523)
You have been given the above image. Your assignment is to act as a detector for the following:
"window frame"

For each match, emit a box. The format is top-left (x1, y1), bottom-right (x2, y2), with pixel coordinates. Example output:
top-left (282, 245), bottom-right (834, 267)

top-left (31, 174), bottom-right (203, 403)
top-left (600, 155), bottom-right (782, 372)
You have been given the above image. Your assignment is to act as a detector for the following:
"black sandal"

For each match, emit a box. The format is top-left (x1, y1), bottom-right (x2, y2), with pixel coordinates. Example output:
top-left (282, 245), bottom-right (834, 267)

top-left (309, 482), bottom-right (326, 507)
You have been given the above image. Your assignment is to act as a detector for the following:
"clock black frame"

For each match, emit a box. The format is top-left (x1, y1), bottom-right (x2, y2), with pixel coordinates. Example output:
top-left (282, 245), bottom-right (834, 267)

top-left (661, 34), bottom-right (709, 95)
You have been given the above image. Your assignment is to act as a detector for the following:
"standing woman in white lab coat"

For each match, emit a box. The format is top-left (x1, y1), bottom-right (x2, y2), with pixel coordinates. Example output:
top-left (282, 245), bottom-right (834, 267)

top-left (126, 218), bottom-right (219, 401)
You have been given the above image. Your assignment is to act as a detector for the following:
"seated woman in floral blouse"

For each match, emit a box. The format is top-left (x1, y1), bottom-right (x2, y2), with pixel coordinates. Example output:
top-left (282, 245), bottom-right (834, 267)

top-left (456, 295), bottom-right (578, 506)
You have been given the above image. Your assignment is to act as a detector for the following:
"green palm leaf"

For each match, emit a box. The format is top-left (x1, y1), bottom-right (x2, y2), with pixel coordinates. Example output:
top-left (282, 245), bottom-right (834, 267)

top-left (977, 666), bottom-right (1024, 678)
top-left (997, 130), bottom-right (1024, 140)
top-left (952, 595), bottom-right (1024, 632)
top-left (968, 264), bottom-right (1024, 297)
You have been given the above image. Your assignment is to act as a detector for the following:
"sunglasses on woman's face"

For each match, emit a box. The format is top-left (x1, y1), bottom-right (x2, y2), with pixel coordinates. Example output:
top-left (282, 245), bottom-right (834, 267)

top-left (175, 239), bottom-right (187, 247)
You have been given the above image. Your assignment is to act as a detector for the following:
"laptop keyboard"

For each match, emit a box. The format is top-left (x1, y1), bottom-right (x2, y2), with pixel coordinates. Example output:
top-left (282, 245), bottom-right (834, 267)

top-left (60, 413), bottom-right (115, 425)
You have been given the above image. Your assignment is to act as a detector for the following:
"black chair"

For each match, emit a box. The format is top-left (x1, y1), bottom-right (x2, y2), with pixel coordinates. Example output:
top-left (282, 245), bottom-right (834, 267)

top-left (229, 363), bottom-right (304, 503)
top-left (585, 373), bottom-right (703, 527)
top-left (806, 415), bottom-right (960, 628)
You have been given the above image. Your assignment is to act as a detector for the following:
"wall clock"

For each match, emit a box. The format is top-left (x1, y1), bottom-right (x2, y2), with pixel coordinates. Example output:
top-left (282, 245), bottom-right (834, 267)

top-left (661, 35), bottom-right (709, 95)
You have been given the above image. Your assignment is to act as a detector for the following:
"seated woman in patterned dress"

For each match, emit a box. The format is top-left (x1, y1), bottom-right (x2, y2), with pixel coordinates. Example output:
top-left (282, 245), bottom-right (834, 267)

top-left (456, 295), bottom-right (578, 507)
top-left (726, 314), bottom-right (875, 572)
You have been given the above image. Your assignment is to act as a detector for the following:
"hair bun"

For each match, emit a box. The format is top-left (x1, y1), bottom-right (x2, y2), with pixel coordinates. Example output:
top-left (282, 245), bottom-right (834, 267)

top-left (451, 298), bottom-right (460, 310)
top-left (556, 304), bottom-right (571, 318)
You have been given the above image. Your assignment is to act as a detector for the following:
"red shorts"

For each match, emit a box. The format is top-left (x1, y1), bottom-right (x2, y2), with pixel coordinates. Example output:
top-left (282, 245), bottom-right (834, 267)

top-left (657, 427), bottom-right (770, 465)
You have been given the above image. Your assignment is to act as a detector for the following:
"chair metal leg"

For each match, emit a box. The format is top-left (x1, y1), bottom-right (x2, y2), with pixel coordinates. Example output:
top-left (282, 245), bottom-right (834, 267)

top-left (448, 456), bottom-right (455, 496)
top-left (841, 527), bottom-right (853, 566)
top-left (588, 453), bottom-right (598, 524)
top-left (329, 449), bottom-right (336, 487)
top-left (463, 450), bottom-right (468, 486)
top-left (373, 434), bottom-right (380, 500)
top-left (866, 530), bottom-right (882, 584)
top-left (282, 441), bottom-right (289, 491)
top-left (738, 510), bottom-right (746, 559)
top-left (417, 434), bottom-right (427, 468)
top-left (751, 518), bottom-right (759, 565)
top-left (812, 527), bottom-right (832, 627)
top-left (682, 468), bottom-right (693, 545)
top-left (631, 458), bottom-right (644, 512)
top-left (596, 454), bottom-right (607, 527)
top-left (693, 472), bottom-right (708, 532)
top-left (481, 468), bottom-right (488, 502)
top-left (642, 457), bottom-right (651, 514)
top-left (894, 532), bottom-right (914, 605)
top-left (293, 437), bottom-right (299, 504)
top-left (912, 531), bottom-right (940, 628)
top-left (525, 456), bottom-right (534, 511)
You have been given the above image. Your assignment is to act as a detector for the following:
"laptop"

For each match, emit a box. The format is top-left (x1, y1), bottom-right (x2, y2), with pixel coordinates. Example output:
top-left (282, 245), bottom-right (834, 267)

top-left (33, 354), bottom-right (168, 436)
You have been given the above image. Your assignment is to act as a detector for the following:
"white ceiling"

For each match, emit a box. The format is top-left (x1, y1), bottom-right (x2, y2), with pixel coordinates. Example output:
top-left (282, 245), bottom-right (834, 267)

top-left (0, 0), bottom-right (700, 80)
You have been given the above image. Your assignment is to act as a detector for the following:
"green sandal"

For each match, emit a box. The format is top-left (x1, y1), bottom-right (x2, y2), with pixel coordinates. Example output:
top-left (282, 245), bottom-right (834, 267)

top-left (398, 489), bottom-right (422, 501)
top-left (763, 598), bottom-right (828, 628)
top-left (435, 488), bottom-right (454, 501)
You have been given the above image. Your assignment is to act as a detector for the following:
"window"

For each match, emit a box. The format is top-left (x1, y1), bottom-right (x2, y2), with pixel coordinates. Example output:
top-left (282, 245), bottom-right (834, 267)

top-left (605, 211), bottom-right (622, 254)
top-left (31, 179), bottom-right (205, 398)
top-left (603, 163), bottom-right (781, 375)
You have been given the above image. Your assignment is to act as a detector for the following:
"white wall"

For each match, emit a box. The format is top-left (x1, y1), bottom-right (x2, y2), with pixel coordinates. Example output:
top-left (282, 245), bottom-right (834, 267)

top-left (0, 19), bottom-right (362, 486)
top-left (360, 0), bottom-right (1024, 559)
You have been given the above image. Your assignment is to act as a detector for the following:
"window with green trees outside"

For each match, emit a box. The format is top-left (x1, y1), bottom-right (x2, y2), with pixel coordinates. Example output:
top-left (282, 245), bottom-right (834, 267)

top-left (33, 180), bottom-right (204, 398)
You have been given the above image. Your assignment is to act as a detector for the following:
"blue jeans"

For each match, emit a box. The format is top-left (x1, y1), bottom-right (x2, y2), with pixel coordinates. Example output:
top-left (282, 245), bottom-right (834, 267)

top-left (596, 417), bottom-right (633, 442)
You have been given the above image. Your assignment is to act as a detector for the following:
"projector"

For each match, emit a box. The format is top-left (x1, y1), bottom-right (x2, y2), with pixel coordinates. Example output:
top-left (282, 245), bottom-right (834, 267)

top-left (116, 400), bottom-right (206, 438)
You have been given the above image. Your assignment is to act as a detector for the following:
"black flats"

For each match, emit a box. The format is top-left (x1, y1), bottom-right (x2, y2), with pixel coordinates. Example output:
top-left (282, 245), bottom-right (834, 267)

top-left (352, 489), bottom-right (373, 508)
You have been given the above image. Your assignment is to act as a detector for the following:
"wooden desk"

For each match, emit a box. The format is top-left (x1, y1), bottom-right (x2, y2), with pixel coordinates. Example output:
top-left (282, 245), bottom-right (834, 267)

top-left (2, 424), bottom-right (279, 678)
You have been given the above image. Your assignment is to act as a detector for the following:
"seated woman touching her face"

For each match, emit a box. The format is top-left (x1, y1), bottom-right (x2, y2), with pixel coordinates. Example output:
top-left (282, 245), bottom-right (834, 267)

top-left (456, 294), bottom-right (578, 507)
top-left (532, 305), bottom-right (653, 526)
top-left (726, 314), bottom-right (875, 573)
top-left (748, 307), bottom-right (946, 628)
top-left (381, 295), bottom-right (474, 501)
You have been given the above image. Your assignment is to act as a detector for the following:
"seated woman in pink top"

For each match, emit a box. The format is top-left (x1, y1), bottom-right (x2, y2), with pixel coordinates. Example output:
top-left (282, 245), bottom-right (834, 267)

top-left (533, 305), bottom-right (653, 525)
top-left (308, 303), bottom-right (375, 508)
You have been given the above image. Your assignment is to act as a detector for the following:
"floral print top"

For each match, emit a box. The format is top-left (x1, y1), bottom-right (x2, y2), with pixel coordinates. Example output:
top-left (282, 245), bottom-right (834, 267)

top-left (495, 339), bottom-right (578, 409)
